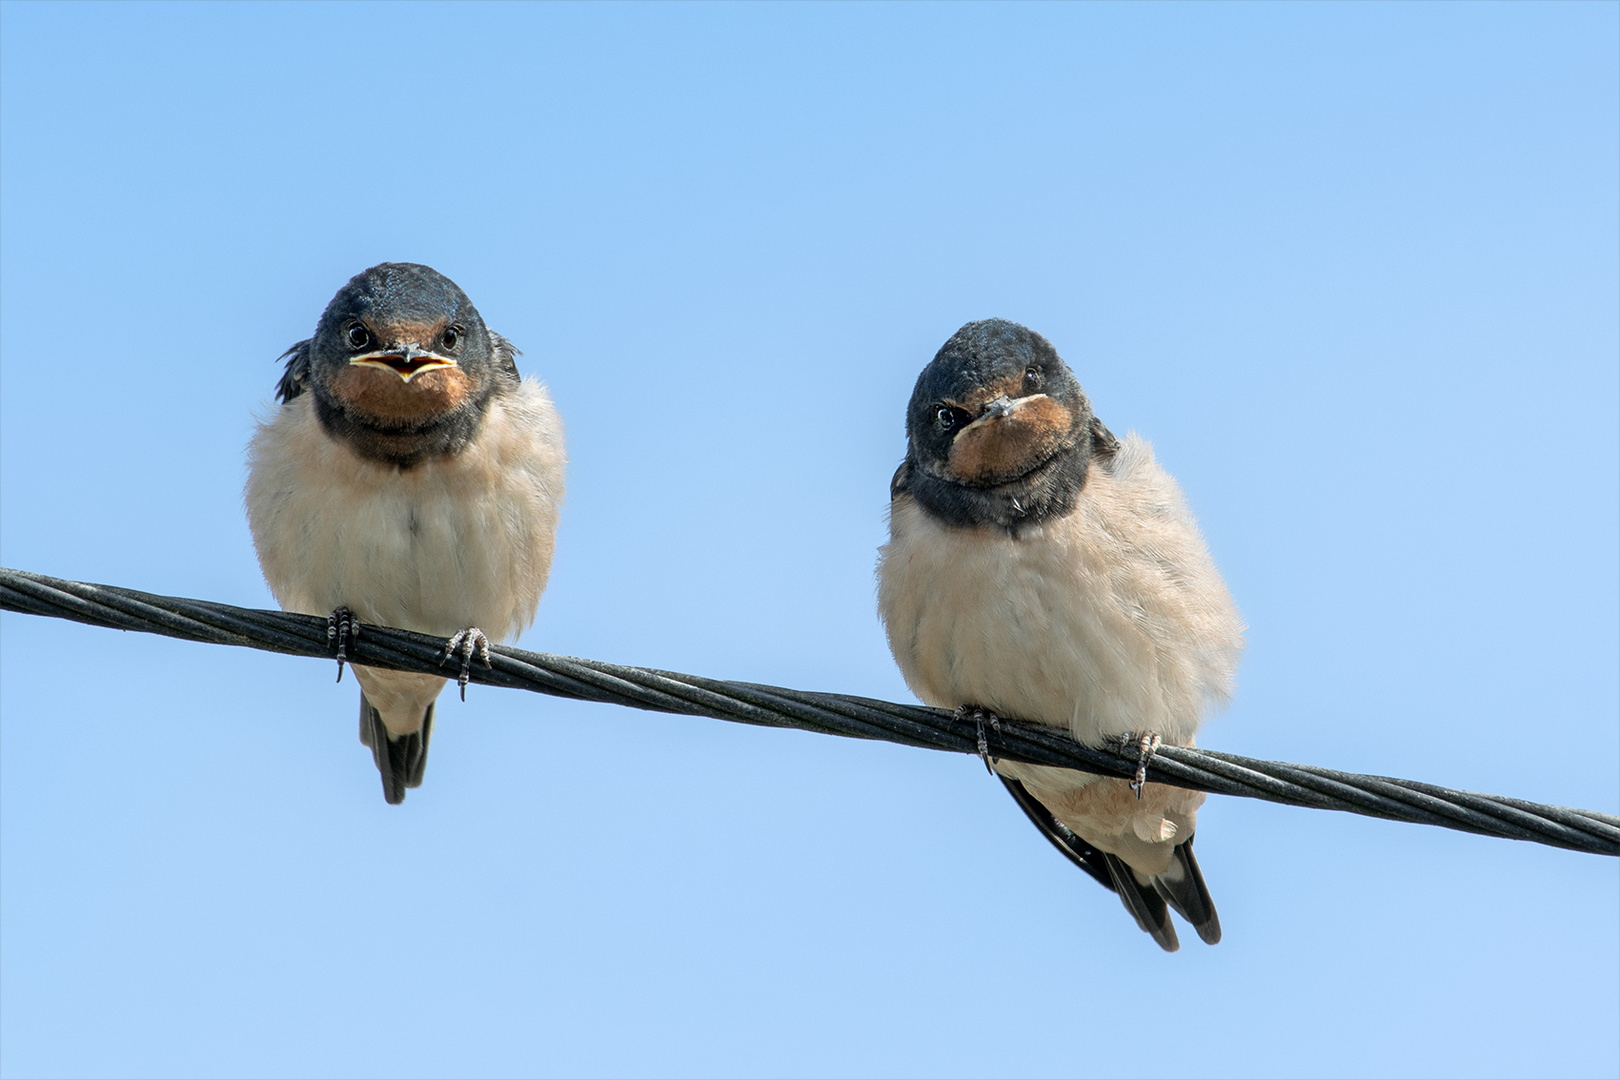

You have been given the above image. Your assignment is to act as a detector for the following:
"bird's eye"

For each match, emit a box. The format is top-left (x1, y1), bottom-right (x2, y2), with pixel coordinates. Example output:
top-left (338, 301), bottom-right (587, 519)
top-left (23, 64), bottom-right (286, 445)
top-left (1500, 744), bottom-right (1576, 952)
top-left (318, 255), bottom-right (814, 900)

top-left (443, 325), bottom-right (462, 351)
top-left (345, 323), bottom-right (371, 350)
top-left (935, 406), bottom-right (957, 429)
top-left (1023, 365), bottom-right (1043, 388)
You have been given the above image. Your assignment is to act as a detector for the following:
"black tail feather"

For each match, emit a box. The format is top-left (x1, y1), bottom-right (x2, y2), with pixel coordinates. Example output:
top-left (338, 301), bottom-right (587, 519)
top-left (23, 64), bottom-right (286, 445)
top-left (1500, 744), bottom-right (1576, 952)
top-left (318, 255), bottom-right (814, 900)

top-left (1153, 836), bottom-right (1221, 945)
top-left (358, 695), bottom-right (435, 805)
top-left (1001, 776), bottom-right (1221, 951)
top-left (1103, 852), bottom-right (1180, 952)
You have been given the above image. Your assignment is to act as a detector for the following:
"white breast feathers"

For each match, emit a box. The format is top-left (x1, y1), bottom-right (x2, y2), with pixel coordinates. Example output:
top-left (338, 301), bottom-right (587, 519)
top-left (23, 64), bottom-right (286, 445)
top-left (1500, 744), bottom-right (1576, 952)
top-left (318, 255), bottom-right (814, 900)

top-left (245, 379), bottom-right (566, 642)
top-left (877, 433), bottom-right (1243, 749)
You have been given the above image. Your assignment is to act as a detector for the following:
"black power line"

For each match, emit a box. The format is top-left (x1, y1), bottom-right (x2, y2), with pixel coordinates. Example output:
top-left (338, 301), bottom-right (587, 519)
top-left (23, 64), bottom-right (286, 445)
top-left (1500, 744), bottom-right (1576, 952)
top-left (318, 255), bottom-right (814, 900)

top-left (3, 566), bottom-right (1615, 857)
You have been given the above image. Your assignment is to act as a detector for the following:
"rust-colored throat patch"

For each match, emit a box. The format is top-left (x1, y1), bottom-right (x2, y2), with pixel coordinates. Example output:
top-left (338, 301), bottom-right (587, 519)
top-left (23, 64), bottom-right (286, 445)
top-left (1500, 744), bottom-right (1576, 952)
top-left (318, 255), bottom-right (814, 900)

top-left (948, 393), bottom-right (1073, 486)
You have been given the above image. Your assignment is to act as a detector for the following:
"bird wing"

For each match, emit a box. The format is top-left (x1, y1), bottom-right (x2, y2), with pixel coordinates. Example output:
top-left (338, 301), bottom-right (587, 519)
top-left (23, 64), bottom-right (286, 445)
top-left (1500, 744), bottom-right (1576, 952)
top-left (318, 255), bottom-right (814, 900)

top-left (998, 774), bottom-right (1116, 892)
top-left (274, 340), bottom-right (312, 404)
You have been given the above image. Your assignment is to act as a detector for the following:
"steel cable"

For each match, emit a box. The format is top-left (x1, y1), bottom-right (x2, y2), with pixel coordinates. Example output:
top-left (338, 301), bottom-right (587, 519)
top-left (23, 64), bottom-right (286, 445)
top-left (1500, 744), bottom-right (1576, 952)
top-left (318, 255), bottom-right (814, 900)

top-left (3, 566), bottom-right (1615, 857)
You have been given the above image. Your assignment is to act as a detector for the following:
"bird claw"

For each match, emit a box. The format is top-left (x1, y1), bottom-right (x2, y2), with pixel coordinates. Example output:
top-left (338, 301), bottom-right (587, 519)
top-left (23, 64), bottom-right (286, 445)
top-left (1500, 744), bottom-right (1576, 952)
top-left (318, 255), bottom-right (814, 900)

top-left (1119, 732), bottom-right (1163, 799)
top-left (955, 705), bottom-right (1004, 774)
top-left (441, 627), bottom-right (492, 701)
top-left (327, 607), bottom-right (360, 683)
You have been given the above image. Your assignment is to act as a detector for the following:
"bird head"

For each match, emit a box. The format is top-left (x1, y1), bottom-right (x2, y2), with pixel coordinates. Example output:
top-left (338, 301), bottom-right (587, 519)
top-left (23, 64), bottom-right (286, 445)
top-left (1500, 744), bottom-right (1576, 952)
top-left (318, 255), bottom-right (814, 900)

top-left (898, 319), bottom-right (1112, 532)
top-left (301, 263), bottom-right (516, 467)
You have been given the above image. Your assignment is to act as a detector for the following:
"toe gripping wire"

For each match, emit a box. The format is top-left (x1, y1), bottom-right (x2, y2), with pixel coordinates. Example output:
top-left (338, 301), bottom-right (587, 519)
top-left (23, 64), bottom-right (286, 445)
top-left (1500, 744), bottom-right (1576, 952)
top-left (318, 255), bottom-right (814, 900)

top-left (2, 566), bottom-right (1616, 858)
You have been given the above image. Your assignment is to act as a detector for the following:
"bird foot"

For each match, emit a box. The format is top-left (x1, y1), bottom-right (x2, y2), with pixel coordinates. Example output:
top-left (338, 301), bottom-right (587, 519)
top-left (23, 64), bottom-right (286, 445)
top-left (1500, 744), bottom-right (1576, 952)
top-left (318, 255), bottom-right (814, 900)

top-left (955, 705), bottom-right (1003, 774)
top-left (1118, 732), bottom-right (1163, 799)
top-left (441, 627), bottom-right (492, 700)
top-left (328, 607), bottom-right (361, 683)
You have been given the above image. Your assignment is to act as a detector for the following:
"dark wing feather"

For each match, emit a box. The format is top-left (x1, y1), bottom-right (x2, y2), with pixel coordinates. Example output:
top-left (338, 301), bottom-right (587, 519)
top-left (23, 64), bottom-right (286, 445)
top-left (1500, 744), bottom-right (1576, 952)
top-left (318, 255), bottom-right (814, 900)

top-left (890, 459), bottom-right (914, 499)
top-left (1089, 415), bottom-right (1121, 459)
top-left (998, 775), bottom-right (1116, 892)
top-left (274, 340), bottom-right (313, 403)
top-left (490, 331), bottom-right (522, 385)
top-left (1001, 775), bottom-right (1218, 952)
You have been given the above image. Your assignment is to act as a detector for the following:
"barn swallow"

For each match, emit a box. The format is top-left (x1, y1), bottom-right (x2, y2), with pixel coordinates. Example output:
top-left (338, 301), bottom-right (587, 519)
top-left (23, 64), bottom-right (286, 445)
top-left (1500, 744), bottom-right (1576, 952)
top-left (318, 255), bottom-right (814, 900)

top-left (246, 263), bottom-right (565, 803)
top-left (877, 319), bottom-right (1244, 950)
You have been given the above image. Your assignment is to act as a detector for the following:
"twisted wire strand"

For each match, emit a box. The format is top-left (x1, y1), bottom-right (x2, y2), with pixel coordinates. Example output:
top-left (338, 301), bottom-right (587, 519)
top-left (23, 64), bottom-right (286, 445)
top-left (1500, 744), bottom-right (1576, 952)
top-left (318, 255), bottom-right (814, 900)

top-left (3, 566), bottom-right (1615, 857)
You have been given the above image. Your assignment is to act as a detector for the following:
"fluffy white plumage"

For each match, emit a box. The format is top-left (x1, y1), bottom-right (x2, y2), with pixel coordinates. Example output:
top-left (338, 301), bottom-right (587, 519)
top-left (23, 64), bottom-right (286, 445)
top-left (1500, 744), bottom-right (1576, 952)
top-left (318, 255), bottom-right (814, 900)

top-left (245, 378), bottom-right (565, 737)
top-left (878, 433), bottom-right (1243, 875)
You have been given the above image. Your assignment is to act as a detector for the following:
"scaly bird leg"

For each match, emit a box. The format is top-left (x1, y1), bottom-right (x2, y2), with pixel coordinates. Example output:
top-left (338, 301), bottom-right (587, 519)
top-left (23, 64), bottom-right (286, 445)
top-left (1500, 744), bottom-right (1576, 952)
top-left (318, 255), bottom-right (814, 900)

top-left (441, 627), bottom-right (492, 700)
top-left (327, 607), bottom-right (360, 683)
top-left (1118, 732), bottom-right (1163, 799)
top-left (955, 705), bottom-right (1004, 774)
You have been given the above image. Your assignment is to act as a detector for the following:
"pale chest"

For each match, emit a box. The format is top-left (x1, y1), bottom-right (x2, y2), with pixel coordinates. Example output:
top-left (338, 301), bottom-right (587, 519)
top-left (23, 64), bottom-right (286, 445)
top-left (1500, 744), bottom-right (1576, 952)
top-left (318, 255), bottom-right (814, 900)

top-left (879, 497), bottom-right (1173, 744)
top-left (246, 386), bottom-right (564, 641)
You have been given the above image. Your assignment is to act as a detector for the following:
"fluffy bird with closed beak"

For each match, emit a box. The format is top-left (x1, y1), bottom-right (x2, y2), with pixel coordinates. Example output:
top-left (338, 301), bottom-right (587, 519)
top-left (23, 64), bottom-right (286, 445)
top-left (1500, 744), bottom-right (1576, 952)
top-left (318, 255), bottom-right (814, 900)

top-left (877, 319), bottom-right (1243, 950)
top-left (246, 263), bottom-right (565, 803)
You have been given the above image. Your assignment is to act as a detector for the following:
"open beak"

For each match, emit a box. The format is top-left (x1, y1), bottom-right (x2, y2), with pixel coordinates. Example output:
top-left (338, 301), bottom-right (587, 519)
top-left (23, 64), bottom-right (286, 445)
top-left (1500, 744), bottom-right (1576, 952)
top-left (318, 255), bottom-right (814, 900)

top-left (349, 345), bottom-right (457, 383)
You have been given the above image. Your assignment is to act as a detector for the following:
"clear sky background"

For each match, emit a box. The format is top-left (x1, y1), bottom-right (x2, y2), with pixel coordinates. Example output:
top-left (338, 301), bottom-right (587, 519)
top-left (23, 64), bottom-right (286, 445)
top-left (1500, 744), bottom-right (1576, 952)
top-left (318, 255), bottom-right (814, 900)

top-left (1, 3), bottom-right (1615, 1078)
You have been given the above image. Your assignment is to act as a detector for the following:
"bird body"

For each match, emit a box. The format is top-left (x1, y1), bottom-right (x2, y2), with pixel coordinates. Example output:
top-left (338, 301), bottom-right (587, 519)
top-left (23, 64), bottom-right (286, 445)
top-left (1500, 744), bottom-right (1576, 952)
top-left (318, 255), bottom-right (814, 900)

top-left (882, 432), bottom-right (1233, 753)
top-left (247, 377), bottom-right (564, 734)
top-left (877, 319), bottom-right (1241, 949)
top-left (245, 263), bottom-right (564, 802)
top-left (881, 432), bottom-right (1236, 874)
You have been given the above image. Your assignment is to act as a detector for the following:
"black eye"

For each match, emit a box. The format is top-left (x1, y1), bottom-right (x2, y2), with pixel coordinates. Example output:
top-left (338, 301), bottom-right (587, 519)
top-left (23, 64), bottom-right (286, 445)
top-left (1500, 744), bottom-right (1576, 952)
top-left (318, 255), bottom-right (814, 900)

top-left (345, 323), bottom-right (371, 350)
top-left (1023, 365), bottom-right (1043, 389)
top-left (443, 325), bottom-right (462, 351)
top-left (935, 406), bottom-right (957, 429)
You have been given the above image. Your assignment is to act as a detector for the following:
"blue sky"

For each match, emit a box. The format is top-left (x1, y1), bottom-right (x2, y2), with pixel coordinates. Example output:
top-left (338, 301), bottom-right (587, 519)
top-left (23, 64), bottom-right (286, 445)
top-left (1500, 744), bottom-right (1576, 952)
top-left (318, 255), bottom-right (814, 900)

top-left (1, 3), bottom-right (1615, 1077)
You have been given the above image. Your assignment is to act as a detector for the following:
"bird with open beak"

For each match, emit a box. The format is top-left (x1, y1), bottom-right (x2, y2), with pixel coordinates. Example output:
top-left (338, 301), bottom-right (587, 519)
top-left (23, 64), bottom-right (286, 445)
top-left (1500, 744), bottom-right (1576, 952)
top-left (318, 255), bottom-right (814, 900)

top-left (246, 263), bottom-right (565, 803)
top-left (877, 319), bottom-right (1243, 950)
